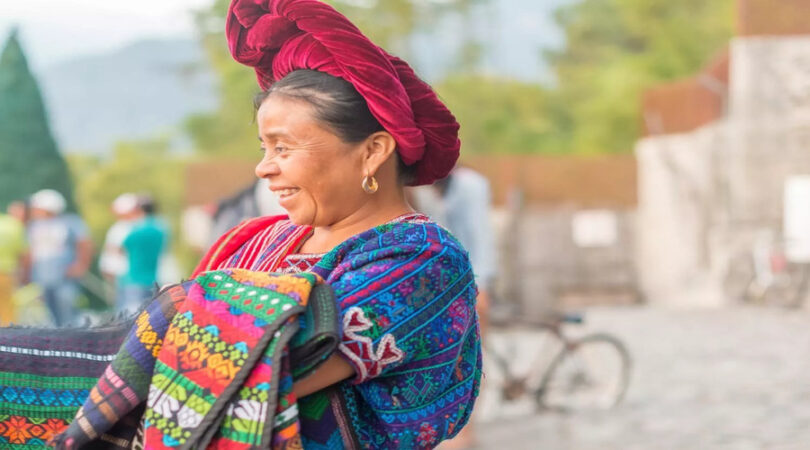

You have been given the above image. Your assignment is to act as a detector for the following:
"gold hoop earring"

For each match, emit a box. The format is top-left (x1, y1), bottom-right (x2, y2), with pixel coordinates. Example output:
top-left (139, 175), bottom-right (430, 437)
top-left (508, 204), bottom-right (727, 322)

top-left (362, 175), bottom-right (379, 194)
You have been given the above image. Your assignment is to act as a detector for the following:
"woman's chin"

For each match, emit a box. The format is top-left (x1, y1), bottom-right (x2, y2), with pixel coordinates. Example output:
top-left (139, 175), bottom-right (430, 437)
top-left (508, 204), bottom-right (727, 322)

top-left (287, 212), bottom-right (316, 227)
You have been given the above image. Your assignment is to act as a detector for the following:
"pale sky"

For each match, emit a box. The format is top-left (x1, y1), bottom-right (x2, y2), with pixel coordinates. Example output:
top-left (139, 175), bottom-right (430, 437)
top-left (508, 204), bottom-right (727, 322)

top-left (1, 0), bottom-right (568, 82)
top-left (1, 0), bottom-right (213, 70)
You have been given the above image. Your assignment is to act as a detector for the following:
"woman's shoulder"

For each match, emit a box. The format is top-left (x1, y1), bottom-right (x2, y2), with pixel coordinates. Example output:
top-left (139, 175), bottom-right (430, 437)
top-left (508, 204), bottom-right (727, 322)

top-left (328, 213), bottom-right (469, 266)
top-left (381, 213), bottom-right (465, 251)
top-left (355, 212), bottom-right (460, 245)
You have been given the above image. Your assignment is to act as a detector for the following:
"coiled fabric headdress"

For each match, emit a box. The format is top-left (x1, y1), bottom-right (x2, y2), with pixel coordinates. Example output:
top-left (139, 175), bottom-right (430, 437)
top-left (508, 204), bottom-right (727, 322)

top-left (226, 0), bottom-right (460, 185)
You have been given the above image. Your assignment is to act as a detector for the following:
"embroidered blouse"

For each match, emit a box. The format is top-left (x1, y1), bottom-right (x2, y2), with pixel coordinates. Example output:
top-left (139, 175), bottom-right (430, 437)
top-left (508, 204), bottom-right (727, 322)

top-left (209, 213), bottom-right (482, 449)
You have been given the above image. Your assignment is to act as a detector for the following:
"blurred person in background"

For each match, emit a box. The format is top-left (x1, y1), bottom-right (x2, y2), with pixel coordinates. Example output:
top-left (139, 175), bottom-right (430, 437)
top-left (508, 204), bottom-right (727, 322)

top-left (117, 194), bottom-right (168, 314)
top-left (27, 189), bottom-right (92, 326)
top-left (98, 193), bottom-right (139, 300)
top-left (0, 203), bottom-right (28, 324)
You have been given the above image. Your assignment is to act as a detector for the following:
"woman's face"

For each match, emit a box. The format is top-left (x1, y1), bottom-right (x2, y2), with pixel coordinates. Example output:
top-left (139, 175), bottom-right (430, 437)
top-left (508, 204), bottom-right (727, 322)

top-left (255, 95), bottom-right (368, 227)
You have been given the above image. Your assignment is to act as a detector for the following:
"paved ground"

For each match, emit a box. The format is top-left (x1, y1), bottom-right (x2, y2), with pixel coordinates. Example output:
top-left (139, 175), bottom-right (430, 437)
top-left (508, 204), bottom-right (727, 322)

top-left (472, 306), bottom-right (810, 450)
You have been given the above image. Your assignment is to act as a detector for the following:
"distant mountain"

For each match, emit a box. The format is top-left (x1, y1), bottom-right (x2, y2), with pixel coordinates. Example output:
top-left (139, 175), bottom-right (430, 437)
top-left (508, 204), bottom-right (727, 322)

top-left (34, 0), bottom-right (570, 155)
top-left (38, 39), bottom-right (217, 154)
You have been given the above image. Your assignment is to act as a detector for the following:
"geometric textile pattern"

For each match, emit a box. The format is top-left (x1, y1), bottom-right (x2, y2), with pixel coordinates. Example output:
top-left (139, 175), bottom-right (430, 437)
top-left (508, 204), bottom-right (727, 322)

top-left (0, 314), bottom-right (134, 449)
top-left (52, 269), bottom-right (338, 450)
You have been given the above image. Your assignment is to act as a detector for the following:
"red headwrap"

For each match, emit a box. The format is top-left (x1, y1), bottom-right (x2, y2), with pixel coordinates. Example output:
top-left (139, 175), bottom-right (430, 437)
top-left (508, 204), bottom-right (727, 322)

top-left (226, 0), bottom-right (460, 185)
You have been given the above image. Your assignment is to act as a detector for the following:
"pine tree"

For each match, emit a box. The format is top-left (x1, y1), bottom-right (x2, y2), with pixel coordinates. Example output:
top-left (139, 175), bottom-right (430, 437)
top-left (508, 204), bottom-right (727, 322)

top-left (0, 29), bottom-right (75, 210)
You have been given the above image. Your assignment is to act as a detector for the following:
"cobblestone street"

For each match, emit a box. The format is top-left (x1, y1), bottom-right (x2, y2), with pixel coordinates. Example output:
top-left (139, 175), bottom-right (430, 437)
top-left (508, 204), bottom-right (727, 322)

top-left (474, 307), bottom-right (810, 449)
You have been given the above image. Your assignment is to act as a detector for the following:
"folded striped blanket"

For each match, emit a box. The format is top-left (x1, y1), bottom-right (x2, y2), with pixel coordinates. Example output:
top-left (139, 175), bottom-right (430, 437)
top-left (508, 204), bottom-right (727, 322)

top-left (0, 269), bottom-right (339, 449)
top-left (0, 318), bottom-right (135, 448)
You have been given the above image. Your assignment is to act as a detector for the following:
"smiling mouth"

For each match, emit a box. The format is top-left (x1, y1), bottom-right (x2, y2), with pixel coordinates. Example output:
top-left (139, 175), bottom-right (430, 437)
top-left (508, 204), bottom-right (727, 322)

top-left (273, 188), bottom-right (300, 199)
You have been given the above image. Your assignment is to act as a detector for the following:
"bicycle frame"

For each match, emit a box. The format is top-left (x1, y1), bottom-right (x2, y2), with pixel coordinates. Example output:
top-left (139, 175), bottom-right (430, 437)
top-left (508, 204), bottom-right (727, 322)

top-left (483, 312), bottom-right (631, 412)
top-left (485, 318), bottom-right (573, 401)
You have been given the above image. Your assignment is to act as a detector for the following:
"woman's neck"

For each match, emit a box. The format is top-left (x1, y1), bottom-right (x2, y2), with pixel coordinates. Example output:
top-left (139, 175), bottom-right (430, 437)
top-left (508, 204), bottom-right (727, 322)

top-left (298, 192), bottom-right (412, 254)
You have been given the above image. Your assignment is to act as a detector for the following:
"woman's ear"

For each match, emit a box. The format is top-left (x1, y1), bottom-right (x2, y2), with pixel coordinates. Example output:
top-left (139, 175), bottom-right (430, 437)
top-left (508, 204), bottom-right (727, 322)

top-left (363, 131), bottom-right (397, 175)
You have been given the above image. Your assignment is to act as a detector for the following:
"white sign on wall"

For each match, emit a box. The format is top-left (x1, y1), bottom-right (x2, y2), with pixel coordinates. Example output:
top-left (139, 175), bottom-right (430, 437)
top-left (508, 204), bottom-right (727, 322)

top-left (571, 209), bottom-right (619, 248)
top-left (784, 175), bottom-right (810, 262)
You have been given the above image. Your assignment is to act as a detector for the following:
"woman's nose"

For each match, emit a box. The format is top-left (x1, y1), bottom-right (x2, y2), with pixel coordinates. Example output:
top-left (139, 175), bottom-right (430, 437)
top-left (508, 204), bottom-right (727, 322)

top-left (256, 157), bottom-right (280, 178)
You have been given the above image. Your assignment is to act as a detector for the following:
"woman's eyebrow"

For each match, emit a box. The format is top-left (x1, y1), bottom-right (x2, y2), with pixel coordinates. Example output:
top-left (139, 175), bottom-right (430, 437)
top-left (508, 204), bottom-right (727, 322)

top-left (260, 129), bottom-right (290, 140)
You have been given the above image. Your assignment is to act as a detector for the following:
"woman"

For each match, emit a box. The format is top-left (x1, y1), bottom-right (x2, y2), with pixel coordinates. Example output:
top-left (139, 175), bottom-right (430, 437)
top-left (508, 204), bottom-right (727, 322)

top-left (183, 67), bottom-right (482, 447)
top-left (39, 0), bottom-right (481, 448)
top-left (195, 0), bottom-right (482, 446)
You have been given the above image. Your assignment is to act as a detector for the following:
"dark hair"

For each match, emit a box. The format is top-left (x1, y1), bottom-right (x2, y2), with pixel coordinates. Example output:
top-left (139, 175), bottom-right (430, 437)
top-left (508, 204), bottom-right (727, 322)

top-left (254, 70), bottom-right (417, 184)
top-left (137, 195), bottom-right (157, 215)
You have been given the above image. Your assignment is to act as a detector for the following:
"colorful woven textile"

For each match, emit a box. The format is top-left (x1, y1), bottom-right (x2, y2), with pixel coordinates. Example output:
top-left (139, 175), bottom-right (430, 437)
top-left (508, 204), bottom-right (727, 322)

top-left (50, 269), bottom-right (338, 449)
top-left (0, 315), bottom-right (136, 448)
top-left (194, 215), bottom-right (483, 449)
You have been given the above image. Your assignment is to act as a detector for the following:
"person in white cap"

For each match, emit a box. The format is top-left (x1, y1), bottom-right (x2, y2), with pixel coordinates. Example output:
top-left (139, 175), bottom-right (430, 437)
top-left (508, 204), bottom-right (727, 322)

top-left (27, 189), bottom-right (93, 326)
top-left (98, 193), bottom-right (139, 297)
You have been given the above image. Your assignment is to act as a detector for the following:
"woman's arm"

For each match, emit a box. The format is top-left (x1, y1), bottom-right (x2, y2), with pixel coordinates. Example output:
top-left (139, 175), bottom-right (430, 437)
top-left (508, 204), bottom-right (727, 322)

top-left (293, 354), bottom-right (355, 398)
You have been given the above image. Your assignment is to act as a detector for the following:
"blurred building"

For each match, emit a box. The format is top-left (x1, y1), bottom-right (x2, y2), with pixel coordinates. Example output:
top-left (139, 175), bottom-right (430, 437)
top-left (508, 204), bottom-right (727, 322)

top-left (461, 155), bottom-right (638, 316)
top-left (636, 0), bottom-right (810, 306)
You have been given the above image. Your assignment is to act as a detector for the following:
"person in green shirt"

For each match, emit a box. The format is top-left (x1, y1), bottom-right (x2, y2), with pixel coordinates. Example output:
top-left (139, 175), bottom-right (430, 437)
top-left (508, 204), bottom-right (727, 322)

top-left (117, 195), bottom-right (169, 314)
top-left (0, 208), bottom-right (28, 324)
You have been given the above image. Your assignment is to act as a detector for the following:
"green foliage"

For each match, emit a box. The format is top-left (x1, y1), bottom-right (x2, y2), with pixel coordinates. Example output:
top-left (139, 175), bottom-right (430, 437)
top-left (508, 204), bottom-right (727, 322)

top-left (546, 0), bottom-right (735, 153)
top-left (326, 0), bottom-right (417, 52)
top-left (0, 30), bottom-right (76, 210)
top-left (185, 0), bottom-right (265, 159)
top-left (183, 0), bottom-right (250, 157)
top-left (435, 75), bottom-right (568, 155)
top-left (66, 139), bottom-right (188, 269)
top-left (185, 0), bottom-right (735, 158)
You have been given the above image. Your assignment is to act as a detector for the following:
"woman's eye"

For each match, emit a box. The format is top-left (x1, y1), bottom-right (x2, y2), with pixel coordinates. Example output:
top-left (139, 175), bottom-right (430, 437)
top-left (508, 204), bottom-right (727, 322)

top-left (259, 146), bottom-right (287, 156)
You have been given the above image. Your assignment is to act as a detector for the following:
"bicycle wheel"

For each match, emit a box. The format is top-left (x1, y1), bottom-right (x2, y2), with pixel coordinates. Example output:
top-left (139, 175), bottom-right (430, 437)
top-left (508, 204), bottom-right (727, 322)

top-left (535, 333), bottom-right (631, 411)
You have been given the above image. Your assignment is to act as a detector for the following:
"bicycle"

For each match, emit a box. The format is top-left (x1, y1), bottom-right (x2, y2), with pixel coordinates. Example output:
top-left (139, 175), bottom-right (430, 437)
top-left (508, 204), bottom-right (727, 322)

top-left (482, 310), bottom-right (631, 415)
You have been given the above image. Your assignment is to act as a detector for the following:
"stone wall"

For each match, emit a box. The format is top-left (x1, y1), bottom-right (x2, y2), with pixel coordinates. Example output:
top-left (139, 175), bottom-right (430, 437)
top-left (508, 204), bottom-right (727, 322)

top-left (636, 35), bottom-right (810, 307)
top-left (727, 36), bottom-right (810, 225)
top-left (493, 206), bottom-right (638, 316)
top-left (635, 123), bottom-right (727, 307)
